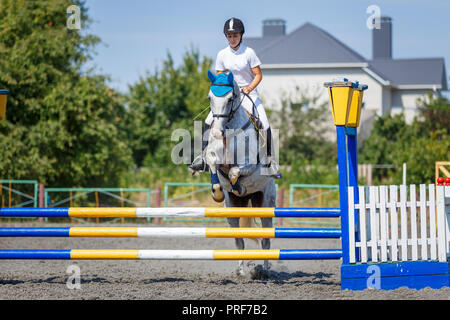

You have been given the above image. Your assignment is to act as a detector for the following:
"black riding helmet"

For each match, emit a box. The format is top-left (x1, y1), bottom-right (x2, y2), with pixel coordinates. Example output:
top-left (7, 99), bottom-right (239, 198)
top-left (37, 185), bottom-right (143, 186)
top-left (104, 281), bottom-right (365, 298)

top-left (223, 18), bottom-right (245, 35)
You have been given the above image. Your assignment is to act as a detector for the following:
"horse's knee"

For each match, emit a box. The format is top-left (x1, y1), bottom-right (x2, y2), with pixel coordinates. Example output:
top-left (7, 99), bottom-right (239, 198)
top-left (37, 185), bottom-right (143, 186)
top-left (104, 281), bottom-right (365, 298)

top-left (228, 166), bottom-right (240, 185)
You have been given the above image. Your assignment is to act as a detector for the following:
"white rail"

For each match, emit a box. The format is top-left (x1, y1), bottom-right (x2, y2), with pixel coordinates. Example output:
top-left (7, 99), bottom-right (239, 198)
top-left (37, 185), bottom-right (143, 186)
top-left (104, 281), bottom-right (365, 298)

top-left (348, 185), bottom-right (449, 264)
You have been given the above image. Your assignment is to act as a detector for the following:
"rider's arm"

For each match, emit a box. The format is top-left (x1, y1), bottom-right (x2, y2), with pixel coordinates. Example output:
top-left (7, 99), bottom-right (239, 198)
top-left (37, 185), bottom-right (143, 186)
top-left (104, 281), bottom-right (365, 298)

top-left (243, 66), bottom-right (262, 94)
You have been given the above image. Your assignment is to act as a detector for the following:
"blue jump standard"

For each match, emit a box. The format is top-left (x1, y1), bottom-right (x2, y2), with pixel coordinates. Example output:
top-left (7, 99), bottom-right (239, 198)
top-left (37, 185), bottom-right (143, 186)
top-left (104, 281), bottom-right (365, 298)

top-left (341, 261), bottom-right (450, 290)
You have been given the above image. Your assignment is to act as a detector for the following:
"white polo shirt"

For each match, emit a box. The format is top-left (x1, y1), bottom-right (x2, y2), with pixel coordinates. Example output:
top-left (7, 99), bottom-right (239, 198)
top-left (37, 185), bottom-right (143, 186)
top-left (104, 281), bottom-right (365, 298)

top-left (215, 44), bottom-right (261, 95)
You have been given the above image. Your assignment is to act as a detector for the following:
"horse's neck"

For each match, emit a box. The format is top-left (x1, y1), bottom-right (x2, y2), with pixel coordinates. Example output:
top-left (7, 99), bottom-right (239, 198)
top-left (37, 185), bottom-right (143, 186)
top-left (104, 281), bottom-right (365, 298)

top-left (228, 95), bottom-right (249, 129)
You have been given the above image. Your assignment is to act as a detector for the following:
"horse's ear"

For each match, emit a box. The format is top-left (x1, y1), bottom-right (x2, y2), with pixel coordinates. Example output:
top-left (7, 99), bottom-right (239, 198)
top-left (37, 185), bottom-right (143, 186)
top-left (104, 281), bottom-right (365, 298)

top-left (207, 70), bottom-right (216, 83)
top-left (227, 72), bottom-right (234, 85)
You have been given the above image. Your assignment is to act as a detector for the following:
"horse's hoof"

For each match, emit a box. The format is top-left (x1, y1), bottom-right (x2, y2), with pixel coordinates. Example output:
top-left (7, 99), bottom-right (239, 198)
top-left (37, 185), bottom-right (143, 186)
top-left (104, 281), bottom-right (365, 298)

top-left (212, 192), bottom-right (224, 202)
top-left (235, 268), bottom-right (245, 277)
top-left (250, 265), bottom-right (270, 280)
top-left (211, 184), bottom-right (224, 203)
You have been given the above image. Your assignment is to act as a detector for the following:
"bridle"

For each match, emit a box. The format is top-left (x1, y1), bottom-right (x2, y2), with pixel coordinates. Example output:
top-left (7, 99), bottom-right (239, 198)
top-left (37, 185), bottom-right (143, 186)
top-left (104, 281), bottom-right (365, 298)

top-left (211, 83), bottom-right (260, 136)
top-left (209, 83), bottom-right (259, 124)
top-left (209, 83), bottom-right (241, 121)
top-left (209, 81), bottom-right (266, 164)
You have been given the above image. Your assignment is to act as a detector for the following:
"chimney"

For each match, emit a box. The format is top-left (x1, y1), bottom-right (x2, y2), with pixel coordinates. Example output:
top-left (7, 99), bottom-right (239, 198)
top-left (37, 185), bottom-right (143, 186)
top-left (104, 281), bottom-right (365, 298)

top-left (263, 19), bottom-right (286, 37)
top-left (372, 16), bottom-right (392, 59)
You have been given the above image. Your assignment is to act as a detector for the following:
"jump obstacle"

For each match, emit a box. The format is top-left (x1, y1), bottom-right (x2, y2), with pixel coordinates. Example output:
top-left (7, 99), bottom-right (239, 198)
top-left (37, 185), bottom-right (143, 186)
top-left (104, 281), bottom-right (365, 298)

top-left (1, 80), bottom-right (450, 291)
top-left (0, 207), bottom-right (344, 261)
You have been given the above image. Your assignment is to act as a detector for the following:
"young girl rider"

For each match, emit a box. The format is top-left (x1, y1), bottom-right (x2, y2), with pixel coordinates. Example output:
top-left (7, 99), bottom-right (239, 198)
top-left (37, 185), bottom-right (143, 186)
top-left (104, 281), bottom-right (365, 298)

top-left (190, 17), bottom-right (281, 178)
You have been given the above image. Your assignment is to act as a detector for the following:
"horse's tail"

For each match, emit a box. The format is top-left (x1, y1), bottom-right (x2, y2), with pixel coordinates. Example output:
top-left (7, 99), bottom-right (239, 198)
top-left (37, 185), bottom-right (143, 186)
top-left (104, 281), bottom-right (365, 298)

top-left (239, 217), bottom-right (260, 245)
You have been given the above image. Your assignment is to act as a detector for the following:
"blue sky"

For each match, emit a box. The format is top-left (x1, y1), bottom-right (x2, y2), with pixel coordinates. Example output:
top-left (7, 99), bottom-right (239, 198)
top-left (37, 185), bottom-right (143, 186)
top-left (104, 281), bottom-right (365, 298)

top-left (83, 0), bottom-right (450, 98)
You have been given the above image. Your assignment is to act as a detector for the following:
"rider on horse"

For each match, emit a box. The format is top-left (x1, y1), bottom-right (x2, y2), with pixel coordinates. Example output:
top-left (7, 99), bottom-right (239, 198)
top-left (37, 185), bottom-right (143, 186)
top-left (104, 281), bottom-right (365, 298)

top-left (190, 17), bottom-right (281, 179)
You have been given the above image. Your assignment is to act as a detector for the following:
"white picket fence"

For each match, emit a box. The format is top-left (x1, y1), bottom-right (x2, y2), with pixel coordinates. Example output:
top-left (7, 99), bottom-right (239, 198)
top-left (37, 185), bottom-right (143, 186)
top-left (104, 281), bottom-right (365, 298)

top-left (348, 184), bottom-right (450, 264)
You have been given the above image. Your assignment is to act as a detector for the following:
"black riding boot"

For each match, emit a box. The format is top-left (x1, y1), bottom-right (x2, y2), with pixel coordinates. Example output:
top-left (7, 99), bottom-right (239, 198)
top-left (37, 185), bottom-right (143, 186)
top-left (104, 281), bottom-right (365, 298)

top-left (265, 127), bottom-right (282, 179)
top-left (189, 123), bottom-right (210, 173)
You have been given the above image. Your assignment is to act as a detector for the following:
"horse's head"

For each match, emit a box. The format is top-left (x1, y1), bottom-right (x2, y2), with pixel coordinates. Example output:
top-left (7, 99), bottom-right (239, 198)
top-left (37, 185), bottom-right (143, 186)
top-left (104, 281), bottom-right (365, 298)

top-left (207, 70), bottom-right (240, 140)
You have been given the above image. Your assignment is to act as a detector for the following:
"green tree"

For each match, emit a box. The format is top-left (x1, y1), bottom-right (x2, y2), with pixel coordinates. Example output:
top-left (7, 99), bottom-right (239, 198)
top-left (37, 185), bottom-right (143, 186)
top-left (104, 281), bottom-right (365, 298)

top-left (119, 48), bottom-right (213, 186)
top-left (0, 0), bottom-right (133, 187)
top-left (123, 48), bottom-right (212, 170)
top-left (359, 113), bottom-right (407, 166)
top-left (359, 94), bottom-right (449, 185)
top-left (417, 92), bottom-right (450, 133)
top-left (269, 86), bottom-right (338, 185)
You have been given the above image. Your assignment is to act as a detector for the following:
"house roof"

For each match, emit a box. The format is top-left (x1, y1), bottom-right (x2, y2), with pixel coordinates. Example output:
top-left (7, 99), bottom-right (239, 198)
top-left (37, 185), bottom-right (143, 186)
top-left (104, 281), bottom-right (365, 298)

top-left (246, 22), bottom-right (366, 64)
top-left (244, 36), bottom-right (283, 54)
top-left (244, 22), bottom-right (448, 90)
top-left (368, 58), bottom-right (447, 90)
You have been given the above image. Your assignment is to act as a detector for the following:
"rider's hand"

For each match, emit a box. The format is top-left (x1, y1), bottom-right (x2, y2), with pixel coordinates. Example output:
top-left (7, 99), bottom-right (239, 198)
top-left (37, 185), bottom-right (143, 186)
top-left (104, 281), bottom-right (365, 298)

top-left (242, 86), bottom-right (252, 94)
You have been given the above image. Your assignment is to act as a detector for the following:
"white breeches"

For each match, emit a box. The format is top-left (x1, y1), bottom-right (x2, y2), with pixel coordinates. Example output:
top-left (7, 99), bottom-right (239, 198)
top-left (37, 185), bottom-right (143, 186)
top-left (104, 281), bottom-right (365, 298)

top-left (205, 93), bottom-right (270, 130)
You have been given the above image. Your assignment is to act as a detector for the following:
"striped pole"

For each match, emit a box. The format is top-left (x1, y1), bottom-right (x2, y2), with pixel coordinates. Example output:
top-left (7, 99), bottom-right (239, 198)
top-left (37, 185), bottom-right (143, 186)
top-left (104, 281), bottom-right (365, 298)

top-left (0, 249), bottom-right (343, 260)
top-left (0, 207), bottom-right (340, 218)
top-left (0, 227), bottom-right (342, 238)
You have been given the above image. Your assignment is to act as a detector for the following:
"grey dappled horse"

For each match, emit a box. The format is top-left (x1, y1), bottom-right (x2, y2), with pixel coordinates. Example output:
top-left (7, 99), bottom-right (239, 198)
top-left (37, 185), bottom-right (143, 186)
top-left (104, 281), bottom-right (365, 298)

top-left (205, 71), bottom-right (276, 277)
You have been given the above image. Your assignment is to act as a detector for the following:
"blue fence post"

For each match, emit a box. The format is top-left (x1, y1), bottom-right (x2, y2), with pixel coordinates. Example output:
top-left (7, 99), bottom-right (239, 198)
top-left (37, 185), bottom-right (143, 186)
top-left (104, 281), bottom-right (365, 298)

top-left (336, 125), bottom-right (350, 265)
top-left (325, 79), bottom-right (367, 266)
top-left (346, 127), bottom-right (360, 262)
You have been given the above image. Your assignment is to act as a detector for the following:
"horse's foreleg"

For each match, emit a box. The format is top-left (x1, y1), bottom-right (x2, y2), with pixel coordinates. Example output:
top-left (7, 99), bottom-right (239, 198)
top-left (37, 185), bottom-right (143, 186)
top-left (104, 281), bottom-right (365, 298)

top-left (229, 167), bottom-right (247, 197)
top-left (206, 152), bottom-right (223, 202)
top-left (228, 166), bottom-right (240, 185)
top-left (209, 167), bottom-right (224, 202)
top-left (206, 140), bottom-right (225, 203)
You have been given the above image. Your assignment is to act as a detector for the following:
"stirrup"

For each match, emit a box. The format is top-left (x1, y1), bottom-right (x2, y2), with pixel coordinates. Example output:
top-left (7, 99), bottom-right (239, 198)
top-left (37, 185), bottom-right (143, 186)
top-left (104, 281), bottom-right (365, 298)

top-left (265, 157), bottom-right (282, 179)
top-left (189, 155), bottom-right (208, 173)
top-left (189, 123), bottom-right (211, 173)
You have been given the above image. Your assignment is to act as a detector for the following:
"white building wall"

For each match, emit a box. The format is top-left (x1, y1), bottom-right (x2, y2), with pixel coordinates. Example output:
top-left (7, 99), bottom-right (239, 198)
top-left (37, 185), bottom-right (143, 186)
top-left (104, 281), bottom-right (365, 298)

top-left (257, 66), bottom-right (439, 140)
top-left (391, 89), bottom-right (436, 123)
top-left (258, 67), bottom-right (384, 114)
top-left (257, 67), bottom-right (384, 142)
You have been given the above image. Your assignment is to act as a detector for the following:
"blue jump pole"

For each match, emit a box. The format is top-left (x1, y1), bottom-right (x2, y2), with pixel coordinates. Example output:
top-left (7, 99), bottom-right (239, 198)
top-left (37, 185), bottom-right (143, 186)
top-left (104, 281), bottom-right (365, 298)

top-left (0, 227), bottom-right (342, 239)
top-left (0, 207), bottom-right (341, 218)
